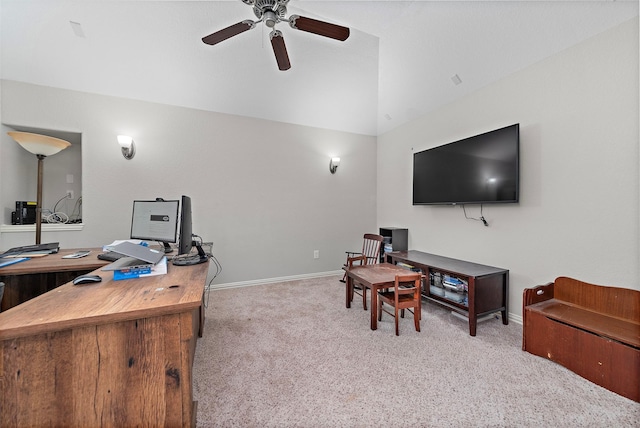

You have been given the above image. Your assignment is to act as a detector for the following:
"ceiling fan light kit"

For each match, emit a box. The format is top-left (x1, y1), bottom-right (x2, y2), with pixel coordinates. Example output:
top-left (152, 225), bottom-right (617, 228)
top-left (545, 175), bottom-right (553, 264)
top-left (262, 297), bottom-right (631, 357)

top-left (202, 0), bottom-right (350, 71)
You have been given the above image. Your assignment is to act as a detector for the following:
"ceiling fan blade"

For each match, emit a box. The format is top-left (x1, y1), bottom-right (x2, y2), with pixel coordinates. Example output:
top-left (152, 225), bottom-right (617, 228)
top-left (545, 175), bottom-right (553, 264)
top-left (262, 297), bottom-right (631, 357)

top-left (289, 15), bottom-right (349, 41)
top-left (270, 30), bottom-right (291, 71)
top-left (202, 20), bottom-right (255, 46)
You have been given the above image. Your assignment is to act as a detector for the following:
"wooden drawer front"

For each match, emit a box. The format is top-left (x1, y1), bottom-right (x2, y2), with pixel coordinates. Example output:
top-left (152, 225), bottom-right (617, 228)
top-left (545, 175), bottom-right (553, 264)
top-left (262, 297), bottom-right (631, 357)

top-left (1, 312), bottom-right (197, 427)
top-left (524, 310), bottom-right (640, 402)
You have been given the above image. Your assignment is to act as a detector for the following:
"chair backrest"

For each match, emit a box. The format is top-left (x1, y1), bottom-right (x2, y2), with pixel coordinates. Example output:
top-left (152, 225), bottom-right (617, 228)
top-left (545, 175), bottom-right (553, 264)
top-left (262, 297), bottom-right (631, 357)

top-left (394, 273), bottom-right (422, 298)
top-left (362, 234), bottom-right (384, 265)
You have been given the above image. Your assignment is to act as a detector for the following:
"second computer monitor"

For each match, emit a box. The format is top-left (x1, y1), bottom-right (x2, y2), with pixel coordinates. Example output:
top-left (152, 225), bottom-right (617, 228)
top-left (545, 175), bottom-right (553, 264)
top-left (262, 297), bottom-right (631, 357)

top-left (130, 199), bottom-right (179, 245)
top-left (177, 195), bottom-right (193, 256)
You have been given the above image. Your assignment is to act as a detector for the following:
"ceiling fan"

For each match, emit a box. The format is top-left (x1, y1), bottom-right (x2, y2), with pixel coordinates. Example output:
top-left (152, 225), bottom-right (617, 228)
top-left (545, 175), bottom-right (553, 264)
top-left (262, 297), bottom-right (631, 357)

top-left (202, 0), bottom-right (350, 71)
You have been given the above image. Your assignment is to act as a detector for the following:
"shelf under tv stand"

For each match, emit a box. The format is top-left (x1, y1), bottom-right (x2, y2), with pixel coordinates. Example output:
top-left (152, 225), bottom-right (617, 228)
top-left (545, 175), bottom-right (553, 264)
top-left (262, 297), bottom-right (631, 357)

top-left (386, 250), bottom-right (509, 336)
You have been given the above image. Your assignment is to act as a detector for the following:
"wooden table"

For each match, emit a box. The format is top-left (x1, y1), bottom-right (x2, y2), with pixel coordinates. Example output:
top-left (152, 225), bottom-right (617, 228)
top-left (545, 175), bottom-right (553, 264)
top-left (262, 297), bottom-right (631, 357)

top-left (0, 247), bottom-right (109, 311)
top-left (0, 260), bottom-right (209, 427)
top-left (344, 262), bottom-right (417, 330)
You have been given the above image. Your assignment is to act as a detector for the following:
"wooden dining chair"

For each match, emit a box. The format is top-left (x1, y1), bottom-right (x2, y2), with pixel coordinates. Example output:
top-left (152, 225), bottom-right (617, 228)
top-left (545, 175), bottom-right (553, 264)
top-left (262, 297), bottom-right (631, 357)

top-left (341, 233), bottom-right (384, 310)
top-left (377, 273), bottom-right (422, 336)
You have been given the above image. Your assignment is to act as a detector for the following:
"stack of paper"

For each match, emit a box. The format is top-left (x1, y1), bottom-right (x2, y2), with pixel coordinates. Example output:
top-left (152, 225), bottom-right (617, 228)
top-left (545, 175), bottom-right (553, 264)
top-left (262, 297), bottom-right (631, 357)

top-left (112, 257), bottom-right (168, 281)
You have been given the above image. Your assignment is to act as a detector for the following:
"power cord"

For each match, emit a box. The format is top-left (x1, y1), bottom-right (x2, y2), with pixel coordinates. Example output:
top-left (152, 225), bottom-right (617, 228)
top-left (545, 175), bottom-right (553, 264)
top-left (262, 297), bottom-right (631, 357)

top-left (44, 194), bottom-right (83, 224)
top-left (195, 235), bottom-right (222, 308)
top-left (204, 252), bottom-right (223, 308)
top-left (462, 204), bottom-right (489, 227)
top-left (45, 212), bottom-right (69, 223)
top-left (169, 234), bottom-right (223, 308)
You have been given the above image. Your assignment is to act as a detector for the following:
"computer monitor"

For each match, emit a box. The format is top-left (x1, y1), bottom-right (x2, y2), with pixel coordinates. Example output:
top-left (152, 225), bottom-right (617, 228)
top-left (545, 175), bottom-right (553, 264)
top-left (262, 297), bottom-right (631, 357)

top-left (130, 199), bottom-right (179, 253)
top-left (173, 195), bottom-right (208, 266)
top-left (177, 195), bottom-right (193, 256)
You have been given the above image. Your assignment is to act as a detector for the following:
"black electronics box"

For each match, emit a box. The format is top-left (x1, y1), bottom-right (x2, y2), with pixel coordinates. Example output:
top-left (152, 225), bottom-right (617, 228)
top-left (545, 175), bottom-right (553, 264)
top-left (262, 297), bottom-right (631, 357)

top-left (12, 201), bottom-right (37, 225)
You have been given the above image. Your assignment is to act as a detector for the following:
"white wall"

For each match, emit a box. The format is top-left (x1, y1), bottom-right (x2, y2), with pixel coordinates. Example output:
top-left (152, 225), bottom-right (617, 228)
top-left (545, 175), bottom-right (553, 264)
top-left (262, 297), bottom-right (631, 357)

top-left (377, 18), bottom-right (639, 321)
top-left (0, 81), bottom-right (377, 284)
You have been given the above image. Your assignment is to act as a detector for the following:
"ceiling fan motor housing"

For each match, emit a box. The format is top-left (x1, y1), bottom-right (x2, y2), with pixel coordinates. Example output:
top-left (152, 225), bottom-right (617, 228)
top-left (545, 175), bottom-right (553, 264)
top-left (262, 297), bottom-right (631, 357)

top-left (251, 0), bottom-right (288, 24)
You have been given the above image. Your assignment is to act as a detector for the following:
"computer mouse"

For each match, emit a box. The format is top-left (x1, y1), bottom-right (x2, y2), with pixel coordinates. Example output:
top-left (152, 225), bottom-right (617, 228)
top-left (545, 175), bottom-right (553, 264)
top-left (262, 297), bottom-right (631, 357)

top-left (73, 274), bottom-right (102, 285)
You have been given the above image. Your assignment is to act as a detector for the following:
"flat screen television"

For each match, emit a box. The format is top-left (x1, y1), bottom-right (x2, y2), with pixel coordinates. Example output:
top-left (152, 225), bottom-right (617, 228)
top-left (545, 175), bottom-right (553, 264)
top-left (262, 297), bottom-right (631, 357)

top-left (413, 124), bottom-right (519, 205)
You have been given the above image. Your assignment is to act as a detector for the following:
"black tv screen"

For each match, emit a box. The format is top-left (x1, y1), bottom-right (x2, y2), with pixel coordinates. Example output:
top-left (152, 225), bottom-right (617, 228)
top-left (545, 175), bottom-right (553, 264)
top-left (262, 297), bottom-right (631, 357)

top-left (413, 124), bottom-right (519, 205)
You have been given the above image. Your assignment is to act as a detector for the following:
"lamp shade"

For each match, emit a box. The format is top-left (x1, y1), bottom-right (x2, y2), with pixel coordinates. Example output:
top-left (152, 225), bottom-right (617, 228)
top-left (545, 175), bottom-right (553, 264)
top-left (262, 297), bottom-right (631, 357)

top-left (8, 131), bottom-right (71, 156)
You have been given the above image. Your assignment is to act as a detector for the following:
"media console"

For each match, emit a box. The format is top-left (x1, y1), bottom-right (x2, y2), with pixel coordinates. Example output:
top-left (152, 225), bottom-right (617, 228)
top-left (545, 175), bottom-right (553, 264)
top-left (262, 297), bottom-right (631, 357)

top-left (386, 250), bottom-right (509, 336)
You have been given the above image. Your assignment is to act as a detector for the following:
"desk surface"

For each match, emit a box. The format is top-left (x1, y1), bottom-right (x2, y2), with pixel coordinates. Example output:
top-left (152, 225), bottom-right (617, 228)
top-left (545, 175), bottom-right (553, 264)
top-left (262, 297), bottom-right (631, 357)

top-left (0, 260), bottom-right (209, 340)
top-left (0, 247), bottom-right (108, 275)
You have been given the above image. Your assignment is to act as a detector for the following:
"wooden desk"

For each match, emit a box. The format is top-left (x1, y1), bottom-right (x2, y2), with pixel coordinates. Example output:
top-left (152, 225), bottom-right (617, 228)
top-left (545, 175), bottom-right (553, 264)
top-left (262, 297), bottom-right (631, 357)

top-left (0, 260), bottom-right (209, 427)
top-left (344, 263), bottom-right (417, 330)
top-left (0, 247), bottom-right (109, 311)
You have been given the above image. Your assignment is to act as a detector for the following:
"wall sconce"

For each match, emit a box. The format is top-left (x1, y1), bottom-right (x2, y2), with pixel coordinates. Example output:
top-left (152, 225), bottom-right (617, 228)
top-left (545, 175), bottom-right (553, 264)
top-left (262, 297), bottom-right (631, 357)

top-left (329, 157), bottom-right (340, 174)
top-left (117, 135), bottom-right (135, 160)
top-left (8, 131), bottom-right (71, 244)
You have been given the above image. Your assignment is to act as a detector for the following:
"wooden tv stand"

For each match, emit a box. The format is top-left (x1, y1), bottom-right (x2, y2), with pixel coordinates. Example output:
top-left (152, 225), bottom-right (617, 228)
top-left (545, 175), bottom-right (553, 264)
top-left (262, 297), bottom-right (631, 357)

top-left (386, 250), bottom-right (509, 336)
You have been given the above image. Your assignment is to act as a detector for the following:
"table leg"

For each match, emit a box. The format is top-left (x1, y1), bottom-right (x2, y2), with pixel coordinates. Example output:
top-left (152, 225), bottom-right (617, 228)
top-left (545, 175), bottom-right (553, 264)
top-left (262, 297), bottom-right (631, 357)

top-left (468, 278), bottom-right (477, 336)
top-left (370, 285), bottom-right (378, 330)
top-left (469, 312), bottom-right (477, 337)
top-left (346, 274), bottom-right (352, 309)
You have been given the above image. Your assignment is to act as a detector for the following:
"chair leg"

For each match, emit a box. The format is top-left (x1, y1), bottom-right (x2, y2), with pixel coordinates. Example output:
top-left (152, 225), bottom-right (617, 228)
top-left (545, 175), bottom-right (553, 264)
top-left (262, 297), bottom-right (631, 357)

top-left (378, 300), bottom-right (382, 321)
top-left (395, 306), bottom-right (400, 336)
top-left (414, 305), bottom-right (420, 332)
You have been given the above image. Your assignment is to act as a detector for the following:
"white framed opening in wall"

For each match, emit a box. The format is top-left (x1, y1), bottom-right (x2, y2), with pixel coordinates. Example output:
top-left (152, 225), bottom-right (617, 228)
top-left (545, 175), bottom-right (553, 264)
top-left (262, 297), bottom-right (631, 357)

top-left (1, 125), bottom-right (83, 246)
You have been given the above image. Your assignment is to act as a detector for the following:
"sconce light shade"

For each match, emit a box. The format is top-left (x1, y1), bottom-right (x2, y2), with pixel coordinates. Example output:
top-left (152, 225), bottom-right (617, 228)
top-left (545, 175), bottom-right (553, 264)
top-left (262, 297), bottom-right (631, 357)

top-left (8, 131), bottom-right (71, 157)
top-left (117, 135), bottom-right (135, 159)
top-left (330, 157), bottom-right (340, 174)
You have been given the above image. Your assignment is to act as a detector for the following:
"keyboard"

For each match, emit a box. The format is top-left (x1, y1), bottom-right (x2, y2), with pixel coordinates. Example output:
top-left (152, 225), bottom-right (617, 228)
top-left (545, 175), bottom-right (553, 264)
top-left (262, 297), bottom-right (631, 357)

top-left (97, 251), bottom-right (127, 262)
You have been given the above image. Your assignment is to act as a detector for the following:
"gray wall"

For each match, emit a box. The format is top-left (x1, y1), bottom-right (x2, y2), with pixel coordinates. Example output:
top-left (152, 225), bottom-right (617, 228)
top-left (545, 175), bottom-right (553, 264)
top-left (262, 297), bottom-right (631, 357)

top-left (0, 81), bottom-right (378, 284)
top-left (377, 17), bottom-right (639, 322)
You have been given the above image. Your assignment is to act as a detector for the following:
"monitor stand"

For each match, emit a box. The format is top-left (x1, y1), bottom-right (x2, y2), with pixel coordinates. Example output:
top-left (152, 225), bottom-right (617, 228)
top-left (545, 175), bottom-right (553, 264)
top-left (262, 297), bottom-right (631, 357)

top-left (172, 244), bottom-right (208, 266)
top-left (161, 242), bottom-right (173, 254)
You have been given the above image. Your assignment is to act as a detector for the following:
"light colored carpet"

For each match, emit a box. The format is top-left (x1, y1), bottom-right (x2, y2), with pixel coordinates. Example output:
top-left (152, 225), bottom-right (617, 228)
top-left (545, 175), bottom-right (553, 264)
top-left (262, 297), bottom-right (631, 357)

top-left (193, 275), bottom-right (639, 427)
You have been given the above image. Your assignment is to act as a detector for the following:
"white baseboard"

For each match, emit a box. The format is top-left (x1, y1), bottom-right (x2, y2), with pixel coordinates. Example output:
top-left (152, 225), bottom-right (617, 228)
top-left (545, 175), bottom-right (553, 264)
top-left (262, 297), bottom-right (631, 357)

top-left (509, 313), bottom-right (523, 325)
top-left (209, 270), bottom-right (343, 291)
top-left (450, 310), bottom-right (523, 326)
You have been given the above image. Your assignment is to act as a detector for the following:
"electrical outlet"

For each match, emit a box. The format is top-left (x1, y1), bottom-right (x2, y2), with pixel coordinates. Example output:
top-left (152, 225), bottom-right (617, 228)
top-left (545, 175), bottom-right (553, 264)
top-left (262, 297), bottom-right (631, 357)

top-left (313, 250), bottom-right (319, 259)
top-left (66, 190), bottom-right (74, 199)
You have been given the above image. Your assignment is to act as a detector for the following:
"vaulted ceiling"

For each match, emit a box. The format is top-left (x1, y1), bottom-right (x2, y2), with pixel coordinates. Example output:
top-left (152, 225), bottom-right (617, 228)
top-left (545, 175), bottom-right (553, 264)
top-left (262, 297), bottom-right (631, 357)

top-left (1, 1), bottom-right (637, 136)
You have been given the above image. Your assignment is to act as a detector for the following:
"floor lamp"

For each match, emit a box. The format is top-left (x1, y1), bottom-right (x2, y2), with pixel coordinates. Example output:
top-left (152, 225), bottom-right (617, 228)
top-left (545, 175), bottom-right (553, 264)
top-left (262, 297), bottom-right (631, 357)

top-left (8, 131), bottom-right (71, 245)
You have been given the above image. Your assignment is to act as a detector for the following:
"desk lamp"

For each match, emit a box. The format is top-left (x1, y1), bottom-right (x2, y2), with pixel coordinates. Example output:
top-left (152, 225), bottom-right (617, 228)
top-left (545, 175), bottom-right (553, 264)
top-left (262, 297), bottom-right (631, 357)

top-left (8, 131), bottom-right (71, 244)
